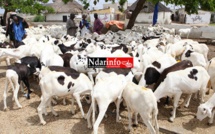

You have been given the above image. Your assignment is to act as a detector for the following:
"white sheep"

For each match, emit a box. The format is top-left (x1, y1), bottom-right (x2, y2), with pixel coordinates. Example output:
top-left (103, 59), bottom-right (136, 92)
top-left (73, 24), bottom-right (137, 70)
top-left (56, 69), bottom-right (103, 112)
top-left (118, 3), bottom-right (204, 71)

top-left (123, 82), bottom-right (159, 134)
top-left (154, 66), bottom-right (210, 122)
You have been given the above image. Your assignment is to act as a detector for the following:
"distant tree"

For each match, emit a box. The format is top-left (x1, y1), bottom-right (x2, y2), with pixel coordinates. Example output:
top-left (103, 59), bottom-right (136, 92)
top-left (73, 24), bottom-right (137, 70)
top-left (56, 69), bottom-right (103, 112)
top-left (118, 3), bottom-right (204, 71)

top-left (63, 0), bottom-right (215, 29)
top-left (0, 0), bottom-right (54, 25)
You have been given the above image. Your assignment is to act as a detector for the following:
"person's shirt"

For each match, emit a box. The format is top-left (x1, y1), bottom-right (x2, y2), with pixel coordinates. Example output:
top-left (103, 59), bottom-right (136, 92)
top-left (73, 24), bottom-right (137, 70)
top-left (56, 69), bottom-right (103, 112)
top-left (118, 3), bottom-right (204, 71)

top-left (12, 19), bottom-right (26, 41)
top-left (93, 18), bottom-right (104, 34)
top-left (79, 19), bottom-right (90, 29)
top-left (66, 19), bottom-right (77, 30)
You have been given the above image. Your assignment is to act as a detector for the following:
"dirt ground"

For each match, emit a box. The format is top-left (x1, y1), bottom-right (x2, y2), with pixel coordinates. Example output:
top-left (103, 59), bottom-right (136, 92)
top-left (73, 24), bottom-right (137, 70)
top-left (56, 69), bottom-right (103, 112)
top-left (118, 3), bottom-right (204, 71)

top-left (0, 44), bottom-right (215, 134)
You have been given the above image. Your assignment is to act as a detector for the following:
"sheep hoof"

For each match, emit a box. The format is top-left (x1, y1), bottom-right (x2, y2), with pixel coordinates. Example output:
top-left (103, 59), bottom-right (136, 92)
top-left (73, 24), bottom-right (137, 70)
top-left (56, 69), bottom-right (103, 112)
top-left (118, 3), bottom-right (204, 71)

top-left (207, 122), bottom-right (213, 126)
top-left (41, 121), bottom-right (47, 125)
top-left (104, 114), bottom-right (108, 118)
top-left (116, 116), bottom-right (122, 122)
top-left (184, 105), bottom-right (189, 108)
top-left (54, 114), bottom-right (59, 117)
top-left (83, 115), bottom-right (87, 119)
top-left (18, 105), bottom-right (22, 109)
top-left (70, 110), bottom-right (75, 114)
top-left (132, 124), bottom-right (138, 127)
top-left (168, 117), bottom-right (174, 123)
top-left (127, 127), bottom-right (132, 132)
top-left (87, 125), bottom-right (92, 129)
top-left (4, 107), bottom-right (9, 111)
top-left (23, 94), bottom-right (30, 99)
top-left (63, 100), bottom-right (66, 106)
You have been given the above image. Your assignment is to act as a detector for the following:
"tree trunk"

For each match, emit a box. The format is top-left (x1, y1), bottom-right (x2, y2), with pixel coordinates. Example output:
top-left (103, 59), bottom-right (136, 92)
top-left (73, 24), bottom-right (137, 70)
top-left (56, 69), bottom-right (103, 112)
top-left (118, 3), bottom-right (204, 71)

top-left (3, 9), bottom-right (8, 26)
top-left (126, 0), bottom-right (146, 29)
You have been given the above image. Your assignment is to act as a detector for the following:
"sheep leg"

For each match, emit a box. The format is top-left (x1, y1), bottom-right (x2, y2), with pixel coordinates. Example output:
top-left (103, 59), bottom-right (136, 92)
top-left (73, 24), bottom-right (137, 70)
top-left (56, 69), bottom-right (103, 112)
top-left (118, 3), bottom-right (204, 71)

top-left (22, 78), bottom-right (31, 99)
top-left (37, 96), bottom-right (50, 125)
top-left (48, 98), bottom-right (58, 116)
top-left (153, 109), bottom-right (159, 134)
top-left (51, 97), bottom-right (58, 105)
top-left (187, 33), bottom-right (189, 39)
top-left (20, 81), bottom-right (25, 93)
top-left (194, 92), bottom-right (198, 100)
top-left (180, 94), bottom-right (192, 108)
top-left (184, 94), bottom-right (192, 108)
top-left (14, 83), bottom-right (22, 108)
top-left (3, 78), bottom-right (9, 110)
top-left (140, 114), bottom-right (156, 134)
top-left (208, 109), bottom-right (215, 125)
top-left (70, 95), bottom-right (75, 114)
top-left (62, 97), bottom-right (66, 105)
top-left (73, 93), bottom-right (85, 118)
top-left (134, 112), bottom-right (138, 125)
top-left (43, 101), bottom-right (48, 116)
top-left (169, 92), bottom-right (182, 122)
top-left (6, 57), bottom-right (11, 66)
top-left (127, 107), bottom-right (133, 131)
top-left (206, 80), bottom-right (211, 95)
top-left (116, 98), bottom-right (123, 122)
top-left (93, 104), bottom-right (109, 134)
top-left (86, 104), bottom-right (93, 128)
top-left (200, 88), bottom-right (206, 103)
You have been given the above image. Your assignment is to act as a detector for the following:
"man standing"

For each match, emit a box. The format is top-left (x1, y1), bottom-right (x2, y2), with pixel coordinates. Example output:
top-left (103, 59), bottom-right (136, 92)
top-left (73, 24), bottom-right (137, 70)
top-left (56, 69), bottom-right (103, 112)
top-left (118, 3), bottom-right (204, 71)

top-left (6, 15), bottom-right (29, 48)
top-left (79, 14), bottom-right (90, 36)
top-left (93, 13), bottom-right (104, 34)
top-left (66, 13), bottom-right (78, 37)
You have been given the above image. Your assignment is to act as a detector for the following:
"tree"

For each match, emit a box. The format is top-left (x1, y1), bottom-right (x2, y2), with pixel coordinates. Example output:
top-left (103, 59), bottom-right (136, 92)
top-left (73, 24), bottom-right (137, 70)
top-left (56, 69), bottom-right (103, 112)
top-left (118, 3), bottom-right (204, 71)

top-left (64, 0), bottom-right (215, 29)
top-left (0, 0), bottom-right (54, 26)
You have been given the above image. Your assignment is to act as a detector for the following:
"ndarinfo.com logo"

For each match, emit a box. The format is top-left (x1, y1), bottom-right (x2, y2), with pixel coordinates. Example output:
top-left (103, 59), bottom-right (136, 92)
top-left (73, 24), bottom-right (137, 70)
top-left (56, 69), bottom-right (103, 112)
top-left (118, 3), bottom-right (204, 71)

top-left (87, 57), bottom-right (134, 68)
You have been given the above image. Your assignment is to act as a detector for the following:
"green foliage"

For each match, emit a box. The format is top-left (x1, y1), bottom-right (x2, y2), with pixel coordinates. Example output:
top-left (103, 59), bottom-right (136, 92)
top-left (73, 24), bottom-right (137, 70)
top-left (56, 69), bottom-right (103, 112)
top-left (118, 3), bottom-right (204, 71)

top-left (159, 0), bottom-right (215, 14)
top-left (118, 0), bottom-right (127, 12)
top-left (63, 0), bottom-right (126, 12)
top-left (0, 0), bottom-right (54, 14)
top-left (62, 0), bottom-right (215, 15)
top-left (62, 0), bottom-right (72, 4)
top-left (33, 14), bottom-right (45, 22)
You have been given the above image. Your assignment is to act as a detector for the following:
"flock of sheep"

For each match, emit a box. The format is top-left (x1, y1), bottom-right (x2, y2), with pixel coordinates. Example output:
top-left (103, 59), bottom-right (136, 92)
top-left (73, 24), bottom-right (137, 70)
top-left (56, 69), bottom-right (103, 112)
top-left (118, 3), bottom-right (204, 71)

top-left (0, 24), bottom-right (214, 134)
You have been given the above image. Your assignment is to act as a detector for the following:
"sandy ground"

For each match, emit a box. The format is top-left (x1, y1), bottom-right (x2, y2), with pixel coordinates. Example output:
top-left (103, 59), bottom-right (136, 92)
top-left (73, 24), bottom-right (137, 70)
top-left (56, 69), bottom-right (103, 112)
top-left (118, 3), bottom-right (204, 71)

top-left (0, 44), bottom-right (215, 134)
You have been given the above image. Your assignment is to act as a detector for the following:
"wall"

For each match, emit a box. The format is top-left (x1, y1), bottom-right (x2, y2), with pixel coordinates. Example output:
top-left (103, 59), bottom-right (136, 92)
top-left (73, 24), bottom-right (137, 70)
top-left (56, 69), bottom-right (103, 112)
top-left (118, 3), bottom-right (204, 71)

top-left (135, 12), bottom-right (172, 24)
top-left (45, 13), bottom-right (83, 22)
top-left (185, 12), bottom-right (211, 24)
top-left (46, 13), bottom-right (70, 22)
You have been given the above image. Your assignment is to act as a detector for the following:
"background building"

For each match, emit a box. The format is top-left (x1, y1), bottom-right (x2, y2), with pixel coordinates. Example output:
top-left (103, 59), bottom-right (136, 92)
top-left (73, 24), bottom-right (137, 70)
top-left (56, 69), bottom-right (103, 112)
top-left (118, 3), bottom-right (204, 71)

top-left (177, 8), bottom-right (211, 24)
top-left (127, 1), bottom-right (172, 24)
top-left (45, 0), bottom-right (84, 22)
